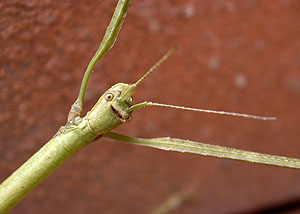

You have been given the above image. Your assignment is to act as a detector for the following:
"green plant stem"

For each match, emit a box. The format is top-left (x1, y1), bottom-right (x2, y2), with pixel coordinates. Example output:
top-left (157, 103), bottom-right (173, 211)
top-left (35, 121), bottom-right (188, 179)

top-left (105, 132), bottom-right (300, 169)
top-left (68, 0), bottom-right (131, 121)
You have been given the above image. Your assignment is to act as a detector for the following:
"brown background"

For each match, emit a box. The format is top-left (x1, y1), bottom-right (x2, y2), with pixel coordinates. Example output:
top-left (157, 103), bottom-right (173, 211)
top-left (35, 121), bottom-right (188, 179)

top-left (1, 0), bottom-right (300, 213)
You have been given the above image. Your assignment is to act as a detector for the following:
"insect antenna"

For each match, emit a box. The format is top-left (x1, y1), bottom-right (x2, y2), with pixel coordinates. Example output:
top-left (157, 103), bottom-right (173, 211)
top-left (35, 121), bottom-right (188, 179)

top-left (134, 45), bottom-right (178, 87)
top-left (127, 46), bottom-right (276, 121)
top-left (129, 101), bottom-right (276, 121)
top-left (120, 46), bottom-right (177, 101)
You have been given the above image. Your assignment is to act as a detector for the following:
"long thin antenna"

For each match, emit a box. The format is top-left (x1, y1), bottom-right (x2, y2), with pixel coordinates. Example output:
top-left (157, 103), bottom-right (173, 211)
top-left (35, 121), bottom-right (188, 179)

top-left (134, 45), bottom-right (178, 87)
top-left (120, 46), bottom-right (178, 101)
top-left (129, 101), bottom-right (277, 121)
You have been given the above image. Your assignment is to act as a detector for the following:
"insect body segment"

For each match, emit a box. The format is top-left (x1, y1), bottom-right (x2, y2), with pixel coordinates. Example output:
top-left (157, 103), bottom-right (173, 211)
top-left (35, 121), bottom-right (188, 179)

top-left (86, 83), bottom-right (134, 135)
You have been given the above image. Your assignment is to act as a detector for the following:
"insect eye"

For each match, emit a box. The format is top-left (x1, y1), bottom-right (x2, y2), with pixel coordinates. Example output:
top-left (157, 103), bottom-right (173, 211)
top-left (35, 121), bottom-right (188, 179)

top-left (127, 96), bottom-right (133, 105)
top-left (105, 93), bottom-right (114, 101)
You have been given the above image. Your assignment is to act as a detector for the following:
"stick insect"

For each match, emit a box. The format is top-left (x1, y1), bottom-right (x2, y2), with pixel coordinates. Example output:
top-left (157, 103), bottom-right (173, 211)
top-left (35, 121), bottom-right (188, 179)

top-left (0, 0), bottom-right (299, 212)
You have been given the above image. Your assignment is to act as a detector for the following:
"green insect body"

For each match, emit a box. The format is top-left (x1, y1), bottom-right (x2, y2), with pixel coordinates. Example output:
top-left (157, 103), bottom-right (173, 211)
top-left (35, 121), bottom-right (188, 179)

top-left (87, 83), bottom-right (134, 134)
top-left (0, 83), bottom-right (136, 212)
top-left (58, 83), bottom-right (136, 155)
